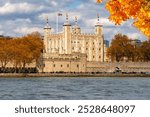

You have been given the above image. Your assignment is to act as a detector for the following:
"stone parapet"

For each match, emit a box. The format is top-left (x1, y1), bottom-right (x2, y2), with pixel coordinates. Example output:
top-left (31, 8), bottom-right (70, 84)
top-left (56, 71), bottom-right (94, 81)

top-left (86, 62), bottom-right (150, 73)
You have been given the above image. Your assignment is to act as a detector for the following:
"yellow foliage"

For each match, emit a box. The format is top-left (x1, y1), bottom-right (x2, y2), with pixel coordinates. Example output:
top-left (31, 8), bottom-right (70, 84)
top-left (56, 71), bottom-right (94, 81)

top-left (0, 32), bottom-right (44, 68)
top-left (134, 8), bottom-right (150, 38)
top-left (96, 0), bottom-right (102, 3)
top-left (99, 0), bottom-right (150, 39)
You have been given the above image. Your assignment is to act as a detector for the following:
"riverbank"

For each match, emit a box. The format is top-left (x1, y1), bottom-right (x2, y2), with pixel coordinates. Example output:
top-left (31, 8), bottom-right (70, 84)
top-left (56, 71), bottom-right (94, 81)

top-left (0, 73), bottom-right (150, 77)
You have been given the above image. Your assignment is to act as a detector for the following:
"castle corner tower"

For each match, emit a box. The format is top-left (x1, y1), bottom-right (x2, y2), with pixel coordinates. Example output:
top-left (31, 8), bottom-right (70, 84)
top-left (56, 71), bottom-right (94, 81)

top-left (95, 14), bottom-right (102, 35)
top-left (95, 14), bottom-right (104, 62)
top-left (44, 16), bottom-right (51, 53)
top-left (72, 16), bottom-right (81, 34)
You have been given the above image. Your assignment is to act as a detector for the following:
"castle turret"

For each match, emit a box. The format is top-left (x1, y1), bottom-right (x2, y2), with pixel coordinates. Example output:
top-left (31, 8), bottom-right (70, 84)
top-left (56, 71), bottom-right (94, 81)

top-left (63, 13), bottom-right (72, 54)
top-left (95, 14), bottom-right (104, 62)
top-left (44, 16), bottom-right (51, 53)
top-left (95, 14), bottom-right (102, 35)
top-left (72, 16), bottom-right (81, 34)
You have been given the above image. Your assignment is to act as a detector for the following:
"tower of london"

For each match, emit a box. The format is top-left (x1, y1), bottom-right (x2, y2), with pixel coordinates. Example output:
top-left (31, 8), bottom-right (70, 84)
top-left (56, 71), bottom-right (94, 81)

top-left (41, 14), bottom-right (107, 73)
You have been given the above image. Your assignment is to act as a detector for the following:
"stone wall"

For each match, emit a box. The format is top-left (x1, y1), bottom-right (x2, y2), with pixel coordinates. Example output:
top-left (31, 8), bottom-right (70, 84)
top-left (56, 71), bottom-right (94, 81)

top-left (42, 59), bottom-right (86, 73)
top-left (87, 62), bottom-right (150, 73)
top-left (41, 53), bottom-right (87, 73)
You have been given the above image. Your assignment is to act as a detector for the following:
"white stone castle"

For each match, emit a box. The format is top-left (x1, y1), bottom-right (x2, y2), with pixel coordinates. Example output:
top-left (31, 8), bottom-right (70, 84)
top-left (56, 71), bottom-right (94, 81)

top-left (41, 14), bottom-right (108, 73)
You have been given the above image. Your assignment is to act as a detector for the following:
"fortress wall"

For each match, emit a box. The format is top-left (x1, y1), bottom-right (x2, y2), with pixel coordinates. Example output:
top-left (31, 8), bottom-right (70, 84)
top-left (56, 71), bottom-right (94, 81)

top-left (42, 59), bottom-right (86, 73)
top-left (42, 54), bottom-right (87, 73)
top-left (3, 60), bottom-right (150, 73)
top-left (87, 62), bottom-right (150, 73)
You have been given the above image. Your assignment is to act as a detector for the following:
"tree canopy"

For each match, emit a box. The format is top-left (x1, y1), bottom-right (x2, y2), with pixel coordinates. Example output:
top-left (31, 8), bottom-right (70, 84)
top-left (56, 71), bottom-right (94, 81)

top-left (0, 32), bottom-right (44, 69)
top-left (107, 34), bottom-right (135, 62)
top-left (107, 33), bottom-right (150, 62)
top-left (97, 0), bottom-right (150, 39)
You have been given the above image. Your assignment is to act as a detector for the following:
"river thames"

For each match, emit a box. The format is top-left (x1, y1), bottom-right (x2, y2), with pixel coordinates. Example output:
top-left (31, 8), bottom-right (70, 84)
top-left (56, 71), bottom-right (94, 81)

top-left (0, 77), bottom-right (150, 100)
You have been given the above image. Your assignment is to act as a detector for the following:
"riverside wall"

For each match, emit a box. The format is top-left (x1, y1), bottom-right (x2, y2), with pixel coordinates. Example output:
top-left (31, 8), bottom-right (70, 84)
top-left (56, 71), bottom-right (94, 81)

top-left (1, 61), bottom-right (150, 74)
top-left (86, 62), bottom-right (150, 73)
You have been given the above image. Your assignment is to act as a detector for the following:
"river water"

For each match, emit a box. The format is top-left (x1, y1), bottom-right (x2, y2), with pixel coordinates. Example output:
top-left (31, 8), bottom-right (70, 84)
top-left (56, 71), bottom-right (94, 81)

top-left (0, 77), bottom-right (150, 100)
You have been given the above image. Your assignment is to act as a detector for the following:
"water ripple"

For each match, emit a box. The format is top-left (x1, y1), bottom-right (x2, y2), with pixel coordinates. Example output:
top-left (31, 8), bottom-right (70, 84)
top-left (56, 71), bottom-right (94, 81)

top-left (0, 77), bottom-right (150, 100)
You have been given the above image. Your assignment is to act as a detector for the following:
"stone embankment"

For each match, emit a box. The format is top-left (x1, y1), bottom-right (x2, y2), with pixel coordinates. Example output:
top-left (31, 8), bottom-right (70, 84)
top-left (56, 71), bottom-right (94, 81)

top-left (0, 73), bottom-right (150, 78)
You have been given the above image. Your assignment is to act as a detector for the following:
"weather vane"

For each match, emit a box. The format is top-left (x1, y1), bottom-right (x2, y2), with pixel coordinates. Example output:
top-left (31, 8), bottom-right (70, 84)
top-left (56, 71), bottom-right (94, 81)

top-left (97, 14), bottom-right (100, 22)
top-left (45, 15), bottom-right (48, 24)
top-left (75, 16), bottom-right (78, 25)
top-left (66, 13), bottom-right (68, 22)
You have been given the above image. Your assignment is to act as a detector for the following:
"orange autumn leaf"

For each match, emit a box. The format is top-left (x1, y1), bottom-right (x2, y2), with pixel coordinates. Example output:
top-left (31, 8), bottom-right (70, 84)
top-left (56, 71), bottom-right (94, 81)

top-left (134, 8), bottom-right (150, 38)
top-left (96, 0), bottom-right (102, 4)
top-left (97, 0), bottom-right (150, 39)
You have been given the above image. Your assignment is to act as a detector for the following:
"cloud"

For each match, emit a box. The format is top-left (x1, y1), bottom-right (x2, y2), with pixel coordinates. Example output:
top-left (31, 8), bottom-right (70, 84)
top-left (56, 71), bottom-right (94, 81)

top-left (100, 18), bottom-right (115, 26)
top-left (77, 4), bottom-right (84, 9)
top-left (14, 27), bottom-right (43, 35)
top-left (127, 33), bottom-right (142, 39)
top-left (84, 17), bottom-right (115, 27)
top-left (103, 28), bottom-right (113, 34)
top-left (0, 30), bottom-right (4, 35)
top-left (51, 1), bottom-right (58, 7)
top-left (7, 18), bottom-right (31, 24)
top-left (0, 2), bottom-right (44, 15)
top-left (38, 11), bottom-right (82, 26)
top-left (0, 0), bottom-right (147, 41)
top-left (38, 12), bottom-right (57, 22)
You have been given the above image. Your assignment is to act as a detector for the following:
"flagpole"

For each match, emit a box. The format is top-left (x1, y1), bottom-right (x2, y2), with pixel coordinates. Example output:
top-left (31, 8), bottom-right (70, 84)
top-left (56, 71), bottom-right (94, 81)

top-left (56, 12), bottom-right (58, 34)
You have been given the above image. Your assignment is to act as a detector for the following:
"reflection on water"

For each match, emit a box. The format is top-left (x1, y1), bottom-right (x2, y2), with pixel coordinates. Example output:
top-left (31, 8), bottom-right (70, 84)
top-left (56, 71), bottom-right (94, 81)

top-left (0, 77), bottom-right (150, 100)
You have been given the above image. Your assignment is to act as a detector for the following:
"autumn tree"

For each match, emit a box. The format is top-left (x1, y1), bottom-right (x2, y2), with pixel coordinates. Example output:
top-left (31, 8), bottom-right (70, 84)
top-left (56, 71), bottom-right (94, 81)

top-left (107, 34), bottom-right (135, 62)
top-left (0, 32), bottom-right (44, 73)
top-left (132, 45), bottom-right (142, 61)
top-left (139, 40), bottom-right (150, 61)
top-left (0, 38), bottom-right (13, 69)
top-left (10, 38), bottom-right (32, 69)
top-left (96, 0), bottom-right (150, 39)
top-left (24, 32), bottom-right (44, 62)
top-left (107, 34), bottom-right (150, 62)
top-left (11, 32), bottom-right (44, 69)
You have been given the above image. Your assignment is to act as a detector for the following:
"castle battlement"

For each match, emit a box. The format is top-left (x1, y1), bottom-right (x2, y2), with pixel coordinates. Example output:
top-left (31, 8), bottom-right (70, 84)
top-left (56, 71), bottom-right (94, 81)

top-left (40, 14), bottom-right (107, 73)
top-left (44, 14), bottom-right (104, 61)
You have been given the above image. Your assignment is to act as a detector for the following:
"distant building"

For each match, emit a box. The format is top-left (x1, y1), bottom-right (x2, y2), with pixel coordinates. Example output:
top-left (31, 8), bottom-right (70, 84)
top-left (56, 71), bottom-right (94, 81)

top-left (104, 40), bottom-right (109, 48)
top-left (0, 35), bottom-right (4, 38)
top-left (0, 35), bottom-right (12, 39)
top-left (131, 39), bottom-right (142, 46)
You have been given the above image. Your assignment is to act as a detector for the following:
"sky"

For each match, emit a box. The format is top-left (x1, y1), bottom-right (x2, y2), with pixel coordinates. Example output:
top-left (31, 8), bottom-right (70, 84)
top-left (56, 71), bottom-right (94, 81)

top-left (0, 0), bottom-right (148, 41)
